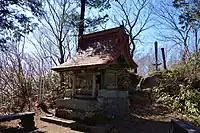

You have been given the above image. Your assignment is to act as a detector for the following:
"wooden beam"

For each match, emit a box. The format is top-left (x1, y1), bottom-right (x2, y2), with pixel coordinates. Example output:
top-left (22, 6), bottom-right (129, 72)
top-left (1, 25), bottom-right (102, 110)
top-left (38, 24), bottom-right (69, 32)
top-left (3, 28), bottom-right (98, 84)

top-left (81, 27), bottom-right (121, 40)
top-left (72, 74), bottom-right (75, 98)
top-left (92, 74), bottom-right (96, 97)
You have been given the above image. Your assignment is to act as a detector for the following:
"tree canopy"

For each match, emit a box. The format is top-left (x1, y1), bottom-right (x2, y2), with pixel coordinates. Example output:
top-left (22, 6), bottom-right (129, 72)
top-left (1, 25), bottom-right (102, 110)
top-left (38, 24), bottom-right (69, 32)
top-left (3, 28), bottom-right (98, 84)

top-left (82, 0), bottom-right (111, 31)
top-left (173, 0), bottom-right (200, 29)
top-left (0, 0), bottom-right (43, 50)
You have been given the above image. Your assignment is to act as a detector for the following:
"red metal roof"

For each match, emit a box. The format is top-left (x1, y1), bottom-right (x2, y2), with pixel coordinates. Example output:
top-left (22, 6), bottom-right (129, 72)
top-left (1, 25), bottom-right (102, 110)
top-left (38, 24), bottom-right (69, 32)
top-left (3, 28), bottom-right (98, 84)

top-left (52, 26), bottom-right (138, 71)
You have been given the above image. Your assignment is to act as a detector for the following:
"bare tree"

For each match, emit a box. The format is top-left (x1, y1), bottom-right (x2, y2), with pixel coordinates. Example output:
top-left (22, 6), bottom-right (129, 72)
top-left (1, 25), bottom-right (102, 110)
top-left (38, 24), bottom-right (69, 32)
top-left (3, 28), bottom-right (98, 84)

top-left (0, 37), bottom-right (62, 113)
top-left (153, 0), bottom-right (194, 60)
top-left (110, 0), bottom-right (153, 57)
top-left (0, 39), bottom-right (38, 112)
top-left (28, 0), bottom-right (79, 96)
top-left (31, 0), bottom-right (78, 64)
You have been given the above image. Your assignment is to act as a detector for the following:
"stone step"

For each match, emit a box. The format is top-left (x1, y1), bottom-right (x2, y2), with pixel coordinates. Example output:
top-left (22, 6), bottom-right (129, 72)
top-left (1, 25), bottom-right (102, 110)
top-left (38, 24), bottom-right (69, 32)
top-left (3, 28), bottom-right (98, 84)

top-left (55, 108), bottom-right (98, 121)
top-left (40, 116), bottom-right (90, 132)
top-left (40, 116), bottom-right (113, 133)
top-left (40, 116), bottom-right (75, 125)
top-left (56, 99), bottom-right (100, 112)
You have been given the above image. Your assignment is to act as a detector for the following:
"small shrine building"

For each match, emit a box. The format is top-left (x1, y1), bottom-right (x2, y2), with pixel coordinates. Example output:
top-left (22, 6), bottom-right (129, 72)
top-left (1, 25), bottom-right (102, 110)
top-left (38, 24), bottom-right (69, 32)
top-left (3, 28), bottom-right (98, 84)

top-left (52, 26), bottom-right (138, 119)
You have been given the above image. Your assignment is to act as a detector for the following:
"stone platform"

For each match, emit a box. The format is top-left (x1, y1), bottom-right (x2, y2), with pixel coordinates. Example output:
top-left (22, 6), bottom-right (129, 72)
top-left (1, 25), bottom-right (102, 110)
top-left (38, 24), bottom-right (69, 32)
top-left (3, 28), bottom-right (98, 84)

top-left (56, 89), bottom-right (130, 120)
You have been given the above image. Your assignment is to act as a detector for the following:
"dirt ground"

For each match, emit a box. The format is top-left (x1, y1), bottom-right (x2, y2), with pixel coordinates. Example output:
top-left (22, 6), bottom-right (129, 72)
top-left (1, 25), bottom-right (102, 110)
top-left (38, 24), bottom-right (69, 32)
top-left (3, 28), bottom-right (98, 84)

top-left (0, 92), bottom-right (191, 133)
top-left (36, 120), bottom-right (84, 133)
top-left (0, 111), bottom-right (85, 133)
top-left (0, 103), bottom-right (190, 133)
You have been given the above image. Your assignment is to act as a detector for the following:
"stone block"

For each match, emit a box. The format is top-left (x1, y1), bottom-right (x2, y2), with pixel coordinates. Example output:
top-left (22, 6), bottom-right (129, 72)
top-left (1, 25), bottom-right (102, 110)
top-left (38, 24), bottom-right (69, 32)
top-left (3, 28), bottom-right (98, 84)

top-left (98, 89), bottom-right (128, 98)
top-left (56, 99), bottom-right (100, 111)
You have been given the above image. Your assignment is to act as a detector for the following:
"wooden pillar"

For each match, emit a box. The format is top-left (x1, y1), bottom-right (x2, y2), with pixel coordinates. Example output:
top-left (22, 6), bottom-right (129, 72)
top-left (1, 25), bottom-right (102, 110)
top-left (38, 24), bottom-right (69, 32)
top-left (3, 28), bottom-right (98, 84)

top-left (153, 41), bottom-right (161, 70)
top-left (115, 72), bottom-right (118, 88)
top-left (161, 48), bottom-right (167, 70)
top-left (155, 41), bottom-right (158, 70)
top-left (92, 74), bottom-right (96, 97)
top-left (72, 74), bottom-right (75, 98)
top-left (100, 70), bottom-right (105, 89)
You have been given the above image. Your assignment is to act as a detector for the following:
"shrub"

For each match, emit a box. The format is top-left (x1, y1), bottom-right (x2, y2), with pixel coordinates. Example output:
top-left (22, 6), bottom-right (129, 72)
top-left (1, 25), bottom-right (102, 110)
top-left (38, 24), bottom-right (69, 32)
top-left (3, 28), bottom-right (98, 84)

top-left (150, 53), bottom-right (200, 126)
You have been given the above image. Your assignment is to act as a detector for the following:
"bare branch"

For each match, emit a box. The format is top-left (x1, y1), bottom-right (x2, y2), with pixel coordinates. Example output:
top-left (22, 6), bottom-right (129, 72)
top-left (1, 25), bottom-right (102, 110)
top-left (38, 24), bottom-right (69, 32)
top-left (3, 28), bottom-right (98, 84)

top-left (111, 0), bottom-right (152, 56)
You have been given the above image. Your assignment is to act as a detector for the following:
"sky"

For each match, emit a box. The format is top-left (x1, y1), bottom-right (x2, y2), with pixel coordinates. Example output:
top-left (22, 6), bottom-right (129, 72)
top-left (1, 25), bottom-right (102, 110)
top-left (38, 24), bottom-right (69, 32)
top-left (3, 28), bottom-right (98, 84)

top-left (84, 0), bottom-right (184, 60)
top-left (23, 0), bottom-right (195, 75)
top-left (26, 0), bottom-right (158, 54)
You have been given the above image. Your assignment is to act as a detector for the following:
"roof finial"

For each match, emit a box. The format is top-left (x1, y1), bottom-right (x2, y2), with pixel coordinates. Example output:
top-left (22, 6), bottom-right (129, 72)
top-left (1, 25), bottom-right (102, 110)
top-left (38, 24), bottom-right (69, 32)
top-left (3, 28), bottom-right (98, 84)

top-left (121, 21), bottom-right (124, 27)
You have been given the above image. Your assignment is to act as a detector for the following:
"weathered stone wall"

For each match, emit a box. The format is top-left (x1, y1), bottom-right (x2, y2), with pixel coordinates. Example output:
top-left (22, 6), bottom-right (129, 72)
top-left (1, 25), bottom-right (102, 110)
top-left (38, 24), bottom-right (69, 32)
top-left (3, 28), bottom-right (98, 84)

top-left (55, 89), bottom-right (130, 120)
top-left (98, 89), bottom-right (129, 119)
top-left (56, 99), bottom-right (100, 111)
top-left (98, 89), bottom-right (128, 98)
top-left (101, 97), bottom-right (129, 118)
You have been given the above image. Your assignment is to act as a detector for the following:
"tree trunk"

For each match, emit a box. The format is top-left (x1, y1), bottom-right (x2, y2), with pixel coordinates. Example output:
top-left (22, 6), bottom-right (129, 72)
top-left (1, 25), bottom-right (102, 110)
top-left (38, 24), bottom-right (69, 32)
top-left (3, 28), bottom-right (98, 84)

top-left (182, 38), bottom-right (190, 61)
top-left (194, 29), bottom-right (198, 53)
top-left (78, 0), bottom-right (86, 51)
top-left (58, 41), bottom-right (65, 97)
top-left (130, 39), bottom-right (135, 57)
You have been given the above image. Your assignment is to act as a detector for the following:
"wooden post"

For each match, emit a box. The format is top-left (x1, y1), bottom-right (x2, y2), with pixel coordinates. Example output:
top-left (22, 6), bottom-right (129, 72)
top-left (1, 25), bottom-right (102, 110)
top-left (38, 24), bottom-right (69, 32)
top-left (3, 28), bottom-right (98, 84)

top-left (153, 41), bottom-right (161, 70)
top-left (161, 48), bottom-right (167, 70)
top-left (100, 70), bottom-right (105, 90)
top-left (72, 74), bottom-right (75, 98)
top-left (155, 41), bottom-right (158, 70)
top-left (20, 113), bottom-right (35, 131)
top-left (92, 74), bottom-right (96, 97)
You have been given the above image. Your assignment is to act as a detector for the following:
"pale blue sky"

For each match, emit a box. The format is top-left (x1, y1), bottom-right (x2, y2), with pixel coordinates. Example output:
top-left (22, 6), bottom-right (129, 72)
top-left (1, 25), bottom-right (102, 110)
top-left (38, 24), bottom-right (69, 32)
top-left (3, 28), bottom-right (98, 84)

top-left (24, 0), bottom-right (193, 71)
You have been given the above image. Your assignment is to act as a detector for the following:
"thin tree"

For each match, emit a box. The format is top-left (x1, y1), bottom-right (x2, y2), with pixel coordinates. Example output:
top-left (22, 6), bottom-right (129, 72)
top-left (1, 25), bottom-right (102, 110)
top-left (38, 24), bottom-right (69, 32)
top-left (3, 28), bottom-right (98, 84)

top-left (173, 0), bottom-right (200, 53)
top-left (0, 39), bottom-right (39, 112)
top-left (111, 0), bottom-right (153, 57)
top-left (154, 0), bottom-right (193, 60)
top-left (29, 0), bottom-right (78, 96)
top-left (30, 0), bottom-right (111, 97)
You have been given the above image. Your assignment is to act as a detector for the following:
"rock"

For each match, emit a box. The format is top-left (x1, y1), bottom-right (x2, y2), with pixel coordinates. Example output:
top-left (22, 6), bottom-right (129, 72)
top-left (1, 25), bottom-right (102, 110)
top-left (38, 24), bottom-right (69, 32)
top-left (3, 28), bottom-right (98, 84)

top-left (137, 75), bottom-right (157, 90)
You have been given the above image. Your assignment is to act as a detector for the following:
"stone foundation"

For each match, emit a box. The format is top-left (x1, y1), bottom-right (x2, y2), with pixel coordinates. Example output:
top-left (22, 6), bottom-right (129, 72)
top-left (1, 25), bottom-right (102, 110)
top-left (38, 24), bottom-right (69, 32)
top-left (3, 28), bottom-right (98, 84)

top-left (100, 97), bottom-right (129, 118)
top-left (56, 89), bottom-right (129, 120)
top-left (98, 89), bottom-right (129, 118)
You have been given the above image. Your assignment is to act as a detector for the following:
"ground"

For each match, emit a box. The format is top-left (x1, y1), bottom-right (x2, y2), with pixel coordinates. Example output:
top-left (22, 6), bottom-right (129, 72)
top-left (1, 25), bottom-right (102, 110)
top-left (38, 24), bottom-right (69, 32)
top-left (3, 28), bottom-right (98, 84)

top-left (0, 111), bottom-right (85, 133)
top-left (0, 104), bottom-right (187, 133)
top-left (0, 92), bottom-right (191, 133)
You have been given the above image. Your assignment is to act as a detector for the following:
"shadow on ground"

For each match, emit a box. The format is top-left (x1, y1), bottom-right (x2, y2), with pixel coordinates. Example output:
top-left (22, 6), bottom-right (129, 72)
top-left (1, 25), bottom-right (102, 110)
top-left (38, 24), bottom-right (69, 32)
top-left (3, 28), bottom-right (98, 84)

top-left (0, 125), bottom-right (46, 133)
top-left (130, 91), bottom-right (172, 117)
top-left (109, 91), bottom-right (171, 133)
top-left (131, 103), bottom-right (172, 117)
top-left (109, 115), bottom-right (170, 133)
top-left (39, 114), bottom-right (170, 133)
